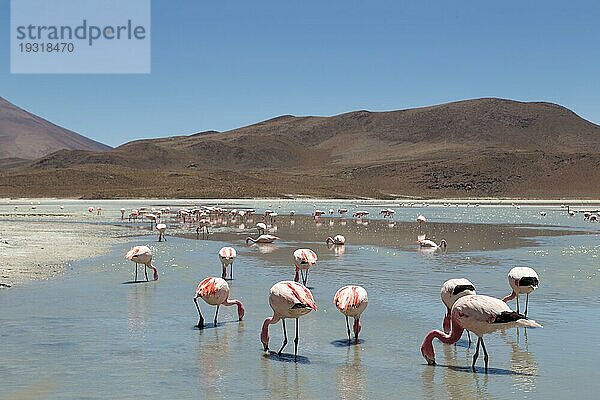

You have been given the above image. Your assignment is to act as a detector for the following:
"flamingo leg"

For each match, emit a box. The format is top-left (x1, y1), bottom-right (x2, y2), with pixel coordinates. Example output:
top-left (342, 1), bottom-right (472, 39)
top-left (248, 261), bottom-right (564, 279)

top-left (480, 337), bottom-right (489, 372)
top-left (304, 269), bottom-right (309, 286)
top-left (516, 294), bottom-right (520, 314)
top-left (231, 263), bottom-right (234, 280)
top-left (294, 318), bottom-right (299, 361)
top-left (214, 304), bottom-right (220, 326)
top-left (467, 330), bottom-right (472, 347)
top-left (278, 319), bottom-right (288, 355)
top-left (525, 293), bottom-right (529, 317)
top-left (343, 316), bottom-right (352, 344)
top-left (194, 298), bottom-right (204, 329)
top-left (222, 263), bottom-right (227, 279)
top-left (472, 337), bottom-right (481, 372)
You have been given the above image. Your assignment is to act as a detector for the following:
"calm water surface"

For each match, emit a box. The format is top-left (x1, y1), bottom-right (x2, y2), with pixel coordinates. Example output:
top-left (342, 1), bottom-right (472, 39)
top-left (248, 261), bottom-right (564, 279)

top-left (1, 200), bottom-right (599, 399)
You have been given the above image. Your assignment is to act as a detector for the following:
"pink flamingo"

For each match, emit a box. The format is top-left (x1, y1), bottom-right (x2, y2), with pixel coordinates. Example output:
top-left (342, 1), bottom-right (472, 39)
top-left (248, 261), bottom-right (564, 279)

top-left (260, 280), bottom-right (317, 360)
top-left (326, 235), bottom-right (346, 245)
top-left (125, 246), bottom-right (159, 282)
top-left (245, 234), bottom-right (279, 244)
top-left (218, 246), bottom-right (237, 279)
top-left (193, 277), bottom-right (245, 329)
top-left (421, 294), bottom-right (542, 372)
top-left (156, 223), bottom-right (167, 242)
top-left (440, 278), bottom-right (476, 343)
top-left (502, 267), bottom-right (539, 317)
top-left (333, 285), bottom-right (368, 344)
top-left (293, 248), bottom-right (317, 285)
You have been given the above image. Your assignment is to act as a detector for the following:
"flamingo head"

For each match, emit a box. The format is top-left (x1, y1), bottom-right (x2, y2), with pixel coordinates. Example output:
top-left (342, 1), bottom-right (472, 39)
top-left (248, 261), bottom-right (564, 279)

top-left (260, 318), bottom-right (271, 351)
top-left (421, 339), bottom-right (436, 365)
top-left (150, 265), bottom-right (159, 281)
top-left (236, 301), bottom-right (245, 321)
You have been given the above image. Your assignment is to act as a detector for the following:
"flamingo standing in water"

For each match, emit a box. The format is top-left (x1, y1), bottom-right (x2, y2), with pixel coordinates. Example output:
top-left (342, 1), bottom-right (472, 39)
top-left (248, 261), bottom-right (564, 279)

top-left (418, 238), bottom-right (447, 250)
top-left (421, 294), bottom-right (542, 372)
top-left (193, 277), bottom-right (245, 329)
top-left (120, 208), bottom-right (126, 220)
top-left (246, 234), bottom-right (279, 244)
top-left (326, 235), bottom-right (346, 245)
top-left (338, 208), bottom-right (348, 217)
top-left (218, 246), bottom-right (237, 279)
top-left (502, 267), bottom-right (539, 317)
top-left (440, 278), bottom-right (476, 343)
top-left (256, 222), bottom-right (267, 235)
top-left (293, 248), bottom-right (318, 285)
top-left (333, 285), bottom-right (368, 344)
top-left (125, 246), bottom-right (159, 282)
top-left (416, 215), bottom-right (426, 233)
top-left (261, 280), bottom-right (317, 360)
top-left (156, 223), bottom-right (167, 242)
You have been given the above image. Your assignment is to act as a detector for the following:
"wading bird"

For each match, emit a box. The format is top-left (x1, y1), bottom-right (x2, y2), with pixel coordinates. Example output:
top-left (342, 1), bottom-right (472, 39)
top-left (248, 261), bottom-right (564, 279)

top-left (326, 235), bottom-right (346, 245)
top-left (440, 278), bottom-right (476, 343)
top-left (218, 247), bottom-right (237, 279)
top-left (502, 267), bottom-right (539, 317)
top-left (125, 246), bottom-right (159, 282)
top-left (156, 223), bottom-right (167, 242)
top-left (260, 281), bottom-right (317, 360)
top-left (246, 234), bottom-right (279, 244)
top-left (293, 248), bottom-right (317, 285)
top-left (420, 294), bottom-right (542, 372)
top-left (193, 277), bottom-right (245, 329)
top-left (333, 285), bottom-right (368, 344)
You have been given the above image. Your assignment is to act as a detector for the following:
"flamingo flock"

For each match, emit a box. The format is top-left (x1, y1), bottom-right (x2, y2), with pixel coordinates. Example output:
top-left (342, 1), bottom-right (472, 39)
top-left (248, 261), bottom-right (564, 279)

top-left (114, 204), bottom-right (546, 370)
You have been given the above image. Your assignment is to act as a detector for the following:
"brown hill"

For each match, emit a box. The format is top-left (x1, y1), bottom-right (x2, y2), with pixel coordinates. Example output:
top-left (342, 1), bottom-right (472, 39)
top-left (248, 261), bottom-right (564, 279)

top-left (0, 96), bottom-right (111, 159)
top-left (1, 98), bottom-right (599, 198)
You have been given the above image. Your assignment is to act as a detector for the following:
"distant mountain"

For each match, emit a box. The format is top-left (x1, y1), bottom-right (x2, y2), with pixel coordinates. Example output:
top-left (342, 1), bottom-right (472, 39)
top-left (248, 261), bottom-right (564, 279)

top-left (0, 96), bottom-right (111, 159)
top-left (1, 98), bottom-right (599, 198)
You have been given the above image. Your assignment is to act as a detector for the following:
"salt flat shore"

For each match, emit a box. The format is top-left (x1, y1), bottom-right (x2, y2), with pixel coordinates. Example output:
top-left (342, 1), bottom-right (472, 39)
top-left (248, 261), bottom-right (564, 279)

top-left (0, 218), bottom-right (128, 288)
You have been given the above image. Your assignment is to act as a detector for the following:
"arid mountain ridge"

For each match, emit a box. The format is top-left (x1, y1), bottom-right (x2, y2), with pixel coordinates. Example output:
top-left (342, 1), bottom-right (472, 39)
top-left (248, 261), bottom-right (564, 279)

top-left (0, 97), bottom-right (111, 160)
top-left (1, 97), bottom-right (599, 198)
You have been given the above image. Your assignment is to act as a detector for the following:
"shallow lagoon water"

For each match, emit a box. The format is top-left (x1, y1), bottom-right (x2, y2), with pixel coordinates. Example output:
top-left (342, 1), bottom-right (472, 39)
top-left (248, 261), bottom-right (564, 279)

top-left (1, 200), bottom-right (600, 399)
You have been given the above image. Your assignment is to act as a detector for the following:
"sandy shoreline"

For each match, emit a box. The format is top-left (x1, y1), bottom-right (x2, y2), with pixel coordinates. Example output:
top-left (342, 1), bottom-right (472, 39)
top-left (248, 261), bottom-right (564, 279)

top-left (0, 218), bottom-right (129, 288)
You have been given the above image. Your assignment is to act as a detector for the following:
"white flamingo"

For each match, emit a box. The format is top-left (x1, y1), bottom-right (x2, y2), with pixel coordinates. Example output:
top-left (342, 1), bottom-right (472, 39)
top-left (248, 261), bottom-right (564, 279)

top-left (333, 285), bottom-right (368, 344)
top-left (218, 247), bottom-right (237, 279)
top-left (125, 246), bottom-right (159, 282)
top-left (502, 267), bottom-right (539, 317)
top-left (326, 235), bottom-right (346, 245)
top-left (421, 294), bottom-right (542, 372)
top-left (293, 248), bottom-right (318, 285)
top-left (440, 278), bottom-right (476, 343)
top-left (260, 281), bottom-right (317, 360)
top-left (246, 234), bottom-right (279, 244)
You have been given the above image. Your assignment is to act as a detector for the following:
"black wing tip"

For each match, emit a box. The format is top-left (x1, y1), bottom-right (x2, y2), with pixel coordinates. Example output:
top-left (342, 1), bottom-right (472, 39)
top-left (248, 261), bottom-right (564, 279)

top-left (519, 277), bottom-right (539, 287)
top-left (452, 284), bottom-right (476, 295)
top-left (494, 311), bottom-right (527, 324)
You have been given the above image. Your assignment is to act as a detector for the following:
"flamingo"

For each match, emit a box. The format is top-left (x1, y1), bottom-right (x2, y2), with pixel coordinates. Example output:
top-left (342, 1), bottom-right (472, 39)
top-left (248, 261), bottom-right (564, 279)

top-left (440, 278), bottom-right (476, 343)
top-left (313, 210), bottom-right (325, 219)
top-left (333, 285), bottom-right (368, 344)
top-left (338, 208), bottom-right (348, 216)
top-left (120, 208), bottom-right (126, 219)
top-left (421, 294), bottom-right (542, 372)
top-left (353, 211), bottom-right (369, 218)
top-left (418, 238), bottom-right (447, 250)
top-left (260, 280), bottom-right (317, 360)
top-left (145, 213), bottom-right (157, 228)
top-left (218, 246), bottom-right (237, 279)
top-left (328, 208), bottom-right (335, 216)
top-left (293, 248), bottom-right (317, 285)
top-left (326, 235), bottom-right (346, 245)
top-left (88, 207), bottom-right (94, 213)
top-left (156, 223), bottom-right (167, 242)
top-left (502, 267), bottom-right (539, 317)
top-left (256, 222), bottom-right (267, 235)
top-left (193, 277), bottom-right (245, 329)
top-left (245, 234), bottom-right (279, 244)
top-left (124, 246), bottom-right (159, 282)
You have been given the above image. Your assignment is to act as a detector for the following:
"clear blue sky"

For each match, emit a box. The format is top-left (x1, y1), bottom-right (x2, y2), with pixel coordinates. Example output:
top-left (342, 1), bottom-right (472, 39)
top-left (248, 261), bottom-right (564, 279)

top-left (1, 0), bottom-right (599, 147)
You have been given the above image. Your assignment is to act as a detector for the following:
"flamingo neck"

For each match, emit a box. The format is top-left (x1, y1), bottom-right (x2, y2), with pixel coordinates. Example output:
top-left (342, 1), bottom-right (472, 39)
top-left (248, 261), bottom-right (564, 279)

top-left (421, 319), bottom-right (464, 363)
top-left (353, 317), bottom-right (361, 338)
top-left (502, 291), bottom-right (517, 302)
top-left (442, 312), bottom-right (451, 334)
top-left (224, 299), bottom-right (245, 320)
top-left (147, 264), bottom-right (159, 280)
